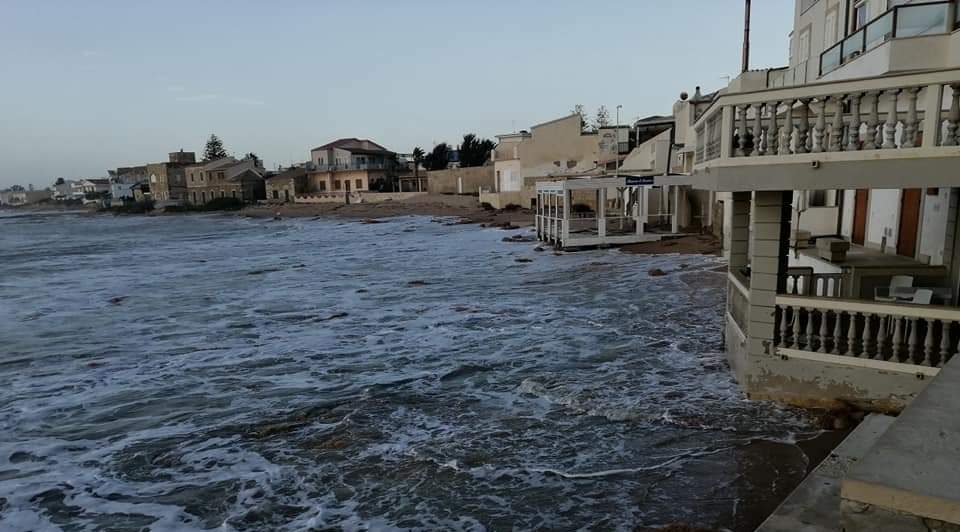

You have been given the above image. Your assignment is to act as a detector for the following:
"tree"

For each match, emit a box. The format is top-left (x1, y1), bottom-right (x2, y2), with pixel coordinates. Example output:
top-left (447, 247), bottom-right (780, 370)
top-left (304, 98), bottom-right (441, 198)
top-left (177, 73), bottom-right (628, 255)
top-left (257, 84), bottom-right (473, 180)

top-left (203, 134), bottom-right (228, 161)
top-left (594, 105), bottom-right (611, 129)
top-left (245, 152), bottom-right (261, 167)
top-left (458, 133), bottom-right (496, 167)
top-left (54, 177), bottom-right (65, 186)
top-left (412, 147), bottom-right (425, 179)
top-left (423, 143), bottom-right (451, 171)
top-left (571, 104), bottom-right (590, 132)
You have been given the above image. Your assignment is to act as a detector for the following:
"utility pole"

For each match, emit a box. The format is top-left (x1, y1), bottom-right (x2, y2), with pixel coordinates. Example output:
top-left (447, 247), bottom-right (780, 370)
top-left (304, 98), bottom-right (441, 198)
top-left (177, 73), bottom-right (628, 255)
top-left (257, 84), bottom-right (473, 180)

top-left (742, 0), bottom-right (752, 73)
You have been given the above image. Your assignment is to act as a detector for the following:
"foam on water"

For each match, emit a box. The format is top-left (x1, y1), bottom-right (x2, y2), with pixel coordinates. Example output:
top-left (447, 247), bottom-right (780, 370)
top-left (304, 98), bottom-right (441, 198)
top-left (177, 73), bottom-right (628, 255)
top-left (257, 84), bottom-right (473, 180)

top-left (0, 212), bottom-right (820, 531)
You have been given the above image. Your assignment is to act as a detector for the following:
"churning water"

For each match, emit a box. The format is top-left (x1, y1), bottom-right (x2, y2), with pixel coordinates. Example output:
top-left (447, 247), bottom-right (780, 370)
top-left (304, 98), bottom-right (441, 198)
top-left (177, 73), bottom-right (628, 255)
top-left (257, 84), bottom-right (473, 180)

top-left (0, 211), bottom-right (821, 531)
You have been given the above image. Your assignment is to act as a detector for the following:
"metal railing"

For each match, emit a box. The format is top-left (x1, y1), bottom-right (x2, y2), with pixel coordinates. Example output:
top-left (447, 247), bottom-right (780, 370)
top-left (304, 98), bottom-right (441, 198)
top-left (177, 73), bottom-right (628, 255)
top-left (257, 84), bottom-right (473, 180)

top-left (820, 1), bottom-right (955, 76)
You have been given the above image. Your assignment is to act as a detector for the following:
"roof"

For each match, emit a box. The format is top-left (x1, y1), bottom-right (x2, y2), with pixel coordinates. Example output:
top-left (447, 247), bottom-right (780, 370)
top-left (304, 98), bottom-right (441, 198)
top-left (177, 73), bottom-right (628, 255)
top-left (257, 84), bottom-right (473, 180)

top-left (201, 157), bottom-right (239, 171)
top-left (635, 115), bottom-right (674, 125)
top-left (86, 178), bottom-right (110, 185)
top-left (265, 166), bottom-right (307, 181)
top-left (310, 138), bottom-right (393, 154)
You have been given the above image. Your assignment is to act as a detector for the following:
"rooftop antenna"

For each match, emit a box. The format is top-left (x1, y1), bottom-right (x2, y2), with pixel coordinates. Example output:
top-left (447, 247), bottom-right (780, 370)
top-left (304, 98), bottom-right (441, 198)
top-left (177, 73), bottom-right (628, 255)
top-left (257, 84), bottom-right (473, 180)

top-left (742, 0), bottom-right (752, 73)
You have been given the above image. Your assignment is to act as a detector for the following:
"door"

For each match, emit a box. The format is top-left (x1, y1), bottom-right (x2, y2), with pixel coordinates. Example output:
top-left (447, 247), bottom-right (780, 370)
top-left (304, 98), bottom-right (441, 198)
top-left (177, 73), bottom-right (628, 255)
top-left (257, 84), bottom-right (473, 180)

top-left (897, 188), bottom-right (922, 257)
top-left (852, 189), bottom-right (869, 245)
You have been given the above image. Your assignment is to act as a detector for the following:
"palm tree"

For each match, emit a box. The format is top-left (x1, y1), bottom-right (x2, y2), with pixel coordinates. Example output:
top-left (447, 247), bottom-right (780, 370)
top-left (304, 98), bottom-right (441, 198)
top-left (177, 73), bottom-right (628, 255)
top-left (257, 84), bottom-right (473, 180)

top-left (412, 147), bottom-right (425, 192)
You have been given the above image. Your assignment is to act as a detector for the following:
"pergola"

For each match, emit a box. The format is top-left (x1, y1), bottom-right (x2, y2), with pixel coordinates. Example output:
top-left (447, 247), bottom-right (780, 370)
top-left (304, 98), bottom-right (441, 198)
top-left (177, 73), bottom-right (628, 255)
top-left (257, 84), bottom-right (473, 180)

top-left (534, 175), bottom-right (684, 249)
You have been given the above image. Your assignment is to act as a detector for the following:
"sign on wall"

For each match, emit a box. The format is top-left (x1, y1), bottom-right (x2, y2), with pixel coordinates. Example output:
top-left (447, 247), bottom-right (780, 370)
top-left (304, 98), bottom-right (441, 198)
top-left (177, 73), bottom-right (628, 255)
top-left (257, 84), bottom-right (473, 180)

top-left (624, 175), bottom-right (655, 186)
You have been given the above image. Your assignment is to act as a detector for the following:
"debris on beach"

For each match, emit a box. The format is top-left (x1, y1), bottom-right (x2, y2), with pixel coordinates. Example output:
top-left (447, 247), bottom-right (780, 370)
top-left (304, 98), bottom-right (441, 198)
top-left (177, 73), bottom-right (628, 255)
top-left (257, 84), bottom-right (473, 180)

top-left (502, 234), bottom-right (536, 243)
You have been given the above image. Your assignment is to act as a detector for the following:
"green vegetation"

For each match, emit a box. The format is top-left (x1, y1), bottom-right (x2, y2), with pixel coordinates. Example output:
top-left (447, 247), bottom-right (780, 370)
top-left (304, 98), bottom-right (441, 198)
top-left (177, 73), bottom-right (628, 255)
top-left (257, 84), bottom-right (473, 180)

top-left (458, 134), bottom-right (495, 168)
top-left (423, 143), bottom-right (451, 171)
top-left (104, 201), bottom-right (155, 214)
top-left (203, 134), bottom-right (228, 161)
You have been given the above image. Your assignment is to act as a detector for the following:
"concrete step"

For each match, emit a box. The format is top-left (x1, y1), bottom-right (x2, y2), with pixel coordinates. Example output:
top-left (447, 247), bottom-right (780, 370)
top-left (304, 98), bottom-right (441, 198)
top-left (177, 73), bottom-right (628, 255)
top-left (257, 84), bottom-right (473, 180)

top-left (756, 413), bottom-right (896, 532)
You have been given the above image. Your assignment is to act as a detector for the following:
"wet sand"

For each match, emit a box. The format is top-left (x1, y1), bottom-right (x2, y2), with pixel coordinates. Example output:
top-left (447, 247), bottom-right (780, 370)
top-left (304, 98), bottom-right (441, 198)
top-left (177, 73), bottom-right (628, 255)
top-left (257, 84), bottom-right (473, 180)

top-left (621, 234), bottom-right (723, 256)
top-left (241, 194), bottom-right (534, 227)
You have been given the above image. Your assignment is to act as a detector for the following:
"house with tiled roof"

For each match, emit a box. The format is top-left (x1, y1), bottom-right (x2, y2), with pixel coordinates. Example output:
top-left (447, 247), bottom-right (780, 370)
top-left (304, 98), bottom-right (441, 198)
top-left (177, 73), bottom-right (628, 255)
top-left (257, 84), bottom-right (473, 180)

top-left (184, 156), bottom-right (265, 205)
top-left (307, 138), bottom-right (398, 193)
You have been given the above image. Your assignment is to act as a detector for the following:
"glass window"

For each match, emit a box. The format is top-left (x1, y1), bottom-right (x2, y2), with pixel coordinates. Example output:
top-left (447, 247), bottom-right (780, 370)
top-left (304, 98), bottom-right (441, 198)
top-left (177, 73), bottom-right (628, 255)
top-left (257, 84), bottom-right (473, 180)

top-left (355, 179), bottom-right (362, 189)
top-left (865, 11), bottom-right (894, 50)
top-left (895, 2), bottom-right (949, 37)
top-left (854, 1), bottom-right (868, 30)
top-left (821, 44), bottom-right (842, 74)
top-left (841, 29), bottom-right (865, 64)
top-left (318, 181), bottom-right (326, 192)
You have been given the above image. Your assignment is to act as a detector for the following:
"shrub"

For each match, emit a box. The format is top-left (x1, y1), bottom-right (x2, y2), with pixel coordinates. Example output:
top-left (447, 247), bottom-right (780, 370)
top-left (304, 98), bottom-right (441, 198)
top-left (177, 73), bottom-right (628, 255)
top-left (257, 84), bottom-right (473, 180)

top-left (480, 202), bottom-right (495, 211)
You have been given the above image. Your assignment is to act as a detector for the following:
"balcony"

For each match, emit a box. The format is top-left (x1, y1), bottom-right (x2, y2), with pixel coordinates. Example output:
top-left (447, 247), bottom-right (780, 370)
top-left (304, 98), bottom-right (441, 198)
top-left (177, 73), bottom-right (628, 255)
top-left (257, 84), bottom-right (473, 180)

top-left (310, 163), bottom-right (392, 172)
top-left (820, 1), bottom-right (959, 78)
top-left (691, 68), bottom-right (960, 192)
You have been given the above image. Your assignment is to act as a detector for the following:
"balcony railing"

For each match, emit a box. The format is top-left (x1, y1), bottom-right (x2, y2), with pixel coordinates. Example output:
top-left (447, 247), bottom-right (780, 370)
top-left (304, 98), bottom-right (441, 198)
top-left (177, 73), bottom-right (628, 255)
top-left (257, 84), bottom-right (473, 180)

top-left (310, 163), bottom-right (392, 172)
top-left (776, 295), bottom-right (960, 369)
top-left (693, 69), bottom-right (960, 167)
top-left (820, 1), bottom-right (955, 77)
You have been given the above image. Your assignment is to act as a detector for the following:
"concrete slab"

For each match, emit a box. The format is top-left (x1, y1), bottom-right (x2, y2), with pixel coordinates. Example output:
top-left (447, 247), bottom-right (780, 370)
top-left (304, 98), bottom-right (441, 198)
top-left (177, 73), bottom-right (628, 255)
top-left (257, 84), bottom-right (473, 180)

top-left (757, 414), bottom-right (895, 532)
top-left (842, 358), bottom-right (960, 525)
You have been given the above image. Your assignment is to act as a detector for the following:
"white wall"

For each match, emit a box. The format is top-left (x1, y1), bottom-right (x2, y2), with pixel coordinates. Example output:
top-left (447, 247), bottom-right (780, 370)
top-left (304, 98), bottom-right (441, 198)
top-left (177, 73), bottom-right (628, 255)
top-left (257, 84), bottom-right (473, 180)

top-left (840, 189), bottom-right (856, 239)
top-left (866, 189), bottom-right (901, 250)
top-left (920, 188), bottom-right (952, 265)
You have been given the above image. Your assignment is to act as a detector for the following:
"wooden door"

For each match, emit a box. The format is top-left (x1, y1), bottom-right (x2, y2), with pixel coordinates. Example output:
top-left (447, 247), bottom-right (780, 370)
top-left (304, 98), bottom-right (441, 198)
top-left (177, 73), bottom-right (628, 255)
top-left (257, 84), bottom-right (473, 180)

top-left (852, 189), bottom-right (869, 245)
top-left (897, 188), bottom-right (922, 257)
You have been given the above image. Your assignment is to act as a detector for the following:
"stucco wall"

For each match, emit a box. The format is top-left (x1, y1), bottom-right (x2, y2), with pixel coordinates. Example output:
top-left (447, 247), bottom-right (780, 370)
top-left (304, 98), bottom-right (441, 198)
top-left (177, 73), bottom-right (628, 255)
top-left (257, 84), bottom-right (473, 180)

top-left (427, 166), bottom-right (495, 195)
top-left (866, 189), bottom-right (901, 250)
top-left (521, 114), bottom-right (600, 178)
top-left (479, 190), bottom-right (536, 210)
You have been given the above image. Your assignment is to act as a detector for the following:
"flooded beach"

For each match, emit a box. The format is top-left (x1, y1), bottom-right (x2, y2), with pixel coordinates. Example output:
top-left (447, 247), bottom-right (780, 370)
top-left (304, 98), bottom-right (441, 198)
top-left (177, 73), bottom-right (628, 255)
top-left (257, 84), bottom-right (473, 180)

top-left (0, 211), bottom-right (823, 531)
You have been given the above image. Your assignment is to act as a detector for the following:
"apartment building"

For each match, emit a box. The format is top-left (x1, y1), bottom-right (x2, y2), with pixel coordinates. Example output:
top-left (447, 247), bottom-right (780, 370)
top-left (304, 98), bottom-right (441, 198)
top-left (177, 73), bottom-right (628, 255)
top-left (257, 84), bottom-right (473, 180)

top-left (306, 138), bottom-right (398, 193)
top-left (185, 156), bottom-right (266, 204)
top-left (146, 150), bottom-right (196, 204)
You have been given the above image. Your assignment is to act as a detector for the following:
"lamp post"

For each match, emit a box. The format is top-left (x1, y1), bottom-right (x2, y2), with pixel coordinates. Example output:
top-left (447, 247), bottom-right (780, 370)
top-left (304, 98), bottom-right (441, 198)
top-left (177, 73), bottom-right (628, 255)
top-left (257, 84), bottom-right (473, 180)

top-left (615, 105), bottom-right (623, 178)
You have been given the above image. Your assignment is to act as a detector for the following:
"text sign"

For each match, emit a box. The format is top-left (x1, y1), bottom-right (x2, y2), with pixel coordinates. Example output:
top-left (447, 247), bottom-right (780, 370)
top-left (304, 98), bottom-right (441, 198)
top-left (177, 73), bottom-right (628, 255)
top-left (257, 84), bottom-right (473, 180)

top-left (624, 175), bottom-right (655, 186)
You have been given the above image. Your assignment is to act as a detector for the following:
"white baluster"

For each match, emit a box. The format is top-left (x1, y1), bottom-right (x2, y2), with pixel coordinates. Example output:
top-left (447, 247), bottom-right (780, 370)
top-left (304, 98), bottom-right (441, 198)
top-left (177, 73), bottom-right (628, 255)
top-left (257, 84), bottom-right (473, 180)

top-left (864, 91), bottom-right (880, 150)
top-left (779, 305), bottom-right (791, 347)
top-left (805, 308), bottom-right (815, 350)
top-left (753, 103), bottom-right (764, 156)
top-left (830, 95), bottom-right (844, 152)
top-left (766, 101), bottom-right (779, 156)
top-left (816, 310), bottom-right (828, 353)
top-left (813, 98), bottom-right (827, 153)
top-left (862, 313), bottom-right (873, 358)
top-left (944, 84), bottom-right (960, 147)
top-left (780, 100), bottom-right (794, 155)
top-left (908, 317), bottom-right (919, 364)
top-left (877, 315), bottom-right (888, 361)
top-left (833, 310), bottom-right (844, 355)
top-left (847, 92), bottom-right (862, 151)
top-left (939, 320), bottom-right (951, 368)
top-left (882, 90), bottom-right (900, 149)
top-left (902, 87), bottom-right (920, 149)
top-left (847, 312), bottom-right (859, 357)
top-left (796, 99), bottom-right (810, 154)
top-left (892, 316), bottom-right (904, 362)
top-left (924, 318), bottom-right (935, 366)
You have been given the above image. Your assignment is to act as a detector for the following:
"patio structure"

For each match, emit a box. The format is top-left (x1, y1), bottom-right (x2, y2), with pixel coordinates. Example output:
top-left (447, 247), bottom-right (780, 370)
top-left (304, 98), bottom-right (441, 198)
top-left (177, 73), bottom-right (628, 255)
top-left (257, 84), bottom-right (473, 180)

top-left (534, 176), bottom-right (684, 249)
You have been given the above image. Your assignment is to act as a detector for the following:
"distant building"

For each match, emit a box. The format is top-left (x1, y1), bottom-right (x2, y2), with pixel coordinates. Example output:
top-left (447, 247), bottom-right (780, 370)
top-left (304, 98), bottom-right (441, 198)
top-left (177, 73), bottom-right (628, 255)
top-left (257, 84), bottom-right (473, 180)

top-left (307, 138), bottom-right (398, 193)
top-left (147, 150), bottom-right (196, 204)
top-left (264, 166), bottom-right (308, 203)
top-left (185, 157), bottom-right (266, 204)
top-left (0, 187), bottom-right (52, 206)
top-left (109, 166), bottom-right (147, 205)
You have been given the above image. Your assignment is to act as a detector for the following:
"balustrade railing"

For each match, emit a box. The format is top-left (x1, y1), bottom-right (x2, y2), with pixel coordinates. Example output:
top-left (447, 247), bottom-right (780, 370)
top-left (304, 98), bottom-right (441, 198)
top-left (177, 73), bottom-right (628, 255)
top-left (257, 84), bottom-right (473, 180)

top-left (694, 74), bottom-right (960, 165)
top-left (785, 267), bottom-right (844, 298)
top-left (776, 295), bottom-right (960, 368)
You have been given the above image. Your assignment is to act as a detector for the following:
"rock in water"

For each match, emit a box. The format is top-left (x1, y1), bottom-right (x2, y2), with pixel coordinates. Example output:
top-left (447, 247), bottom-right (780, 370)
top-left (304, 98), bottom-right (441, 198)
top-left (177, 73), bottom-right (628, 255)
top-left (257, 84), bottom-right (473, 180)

top-left (648, 268), bottom-right (667, 277)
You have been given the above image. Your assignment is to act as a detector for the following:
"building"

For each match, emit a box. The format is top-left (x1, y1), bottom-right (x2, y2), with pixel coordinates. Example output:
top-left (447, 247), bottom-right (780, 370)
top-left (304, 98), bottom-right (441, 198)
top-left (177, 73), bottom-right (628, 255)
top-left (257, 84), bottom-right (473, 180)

top-left (307, 138), bottom-right (398, 193)
top-left (264, 166), bottom-right (308, 202)
top-left (0, 186), bottom-right (51, 206)
top-left (492, 131), bottom-right (531, 193)
top-left (185, 157), bottom-right (266, 204)
top-left (146, 150), bottom-right (196, 204)
top-left (108, 166), bottom-right (147, 205)
top-left (686, 1), bottom-right (960, 526)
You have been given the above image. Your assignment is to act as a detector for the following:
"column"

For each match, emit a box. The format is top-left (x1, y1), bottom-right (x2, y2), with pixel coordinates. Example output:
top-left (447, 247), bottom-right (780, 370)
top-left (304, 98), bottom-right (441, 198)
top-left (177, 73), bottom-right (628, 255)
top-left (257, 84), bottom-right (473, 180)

top-left (672, 185), bottom-right (680, 234)
top-left (562, 189), bottom-right (571, 243)
top-left (729, 192), bottom-right (751, 273)
top-left (636, 188), bottom-right (645, 236)
top-left (748, 191), bottom-right (793, 360)
top-left (598, 187), bottom-right (607, 238)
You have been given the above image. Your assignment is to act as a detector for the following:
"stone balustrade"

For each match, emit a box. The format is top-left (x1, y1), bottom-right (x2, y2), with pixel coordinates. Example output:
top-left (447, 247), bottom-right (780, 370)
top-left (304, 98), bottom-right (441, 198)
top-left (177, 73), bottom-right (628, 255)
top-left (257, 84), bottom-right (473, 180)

top-left (776, 295), bottom-right (960, 368)
top-left (693, 70), bottom-right (960, 166)
top-left (785, 268), bottom-right (844, 298)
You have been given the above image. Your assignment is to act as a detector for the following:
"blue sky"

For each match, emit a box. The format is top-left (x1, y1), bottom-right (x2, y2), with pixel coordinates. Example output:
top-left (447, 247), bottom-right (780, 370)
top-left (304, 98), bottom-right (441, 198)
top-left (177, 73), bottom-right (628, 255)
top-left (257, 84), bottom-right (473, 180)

top-left (0, 0), bottom-right (793, 188)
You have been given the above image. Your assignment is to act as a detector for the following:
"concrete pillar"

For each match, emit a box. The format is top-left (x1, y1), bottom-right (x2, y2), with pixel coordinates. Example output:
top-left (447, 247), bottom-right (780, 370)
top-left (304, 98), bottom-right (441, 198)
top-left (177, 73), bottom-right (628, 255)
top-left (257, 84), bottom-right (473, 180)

top-left (598, 187), bottom-right (607, 238)
top-left (747, 190), bottom-right (792, 360)
top-left (636, 188), bottom-right (645, 236)
top-left (730, 192), bottom-right (751, 273)
top-left (672, 185), bottom-right (680, 234)
top-left (563, 189), bottom-right (571, 243)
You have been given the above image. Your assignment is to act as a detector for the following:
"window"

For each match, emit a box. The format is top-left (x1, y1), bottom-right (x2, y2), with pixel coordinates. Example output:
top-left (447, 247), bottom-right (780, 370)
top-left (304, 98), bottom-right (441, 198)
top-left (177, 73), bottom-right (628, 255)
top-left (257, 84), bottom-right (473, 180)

top-left (854, 1), bottom-right (868, 30)
top-left (217, 172), bottom-right (224, 179)
top-left (824, 8), bottom-right (839, 47)
top-left (334, 180), bottom-right (341, 191)
top-left (355, 179), bottom-right (362, 190)
top-left (273, 190), bottom-right (279, 199)
top-left (798, 27), bottom-right (811, 62)
top-left (318, 181), bottom-right (326, 192)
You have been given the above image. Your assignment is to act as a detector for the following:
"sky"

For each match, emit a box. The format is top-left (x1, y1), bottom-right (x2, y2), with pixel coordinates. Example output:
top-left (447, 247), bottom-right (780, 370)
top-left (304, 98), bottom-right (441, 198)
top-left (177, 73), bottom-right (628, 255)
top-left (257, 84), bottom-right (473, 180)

top-left (0, 0), bottom-right (794, 189)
